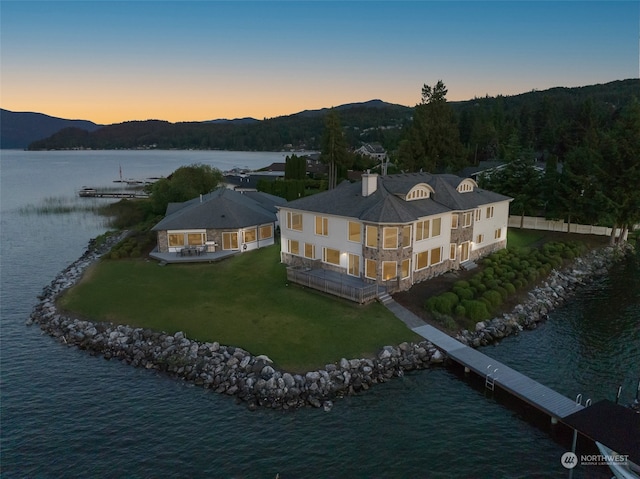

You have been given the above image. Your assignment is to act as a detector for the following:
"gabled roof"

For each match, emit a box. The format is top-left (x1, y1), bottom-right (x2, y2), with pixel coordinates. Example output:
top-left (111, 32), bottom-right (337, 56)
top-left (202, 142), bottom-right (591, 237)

top-left (281, 172), bottom-right (511, 224)
top-left (152, 188), bottom-right (286, 231)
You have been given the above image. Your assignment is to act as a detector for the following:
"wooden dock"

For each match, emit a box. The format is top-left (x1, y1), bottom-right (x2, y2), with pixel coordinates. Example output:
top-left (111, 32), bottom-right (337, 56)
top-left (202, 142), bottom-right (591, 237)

top-left (412, 323), bottom-right (584, 420)
top-left (78, 189), bottom-right (149, 199)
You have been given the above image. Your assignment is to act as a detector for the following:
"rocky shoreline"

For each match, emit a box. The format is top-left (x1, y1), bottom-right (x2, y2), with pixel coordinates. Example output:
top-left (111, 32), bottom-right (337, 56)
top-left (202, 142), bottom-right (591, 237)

top-left (456, 243), bottom-right (635, 348)
top-left (27, 233), bottom-right (443, 411)
top-left (27, 233), bottom-right (633, 411)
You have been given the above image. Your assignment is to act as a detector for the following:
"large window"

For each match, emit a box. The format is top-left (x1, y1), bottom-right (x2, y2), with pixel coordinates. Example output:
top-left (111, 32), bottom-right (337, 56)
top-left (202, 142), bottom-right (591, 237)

top-left (494, 228), bottom-right (502, 239)
top-left (382, 261), bottom-right (397, 281)
top-left (222, 232), bottom-right (239, 250)
top-left (366, 225), bottom-right (378, 248)
top-left (259, 224), bottom-right (273, 240)
top-left (304, 243), bottom-right (315, 259)
top-left (416, 251), bottom-right (428, 270)
top-left (365, 259), bottom-right (377, 279)
top-left (402, 225), bottom-right (412, 248)
top-left (415, 220), bottom-right (430, 241)
top-left (168, 231), bottom-right (204, 247)
top-left (315, 216), bottom-right (329, 236)
top-left (168, 234), bottom-right (185, 247)
top-left (476, 234), bottom-right (484, 244)
top-left (432, 218), bottom-right (441, 237)
top-left (430, 247), bottom-right (442, 265)
top-left (486, 206), bottom-right (495, 219)
top-left (243, 228), bottom-right (257, 243)
top-left (383, 227), bottom-right (398, 249)
top-left (451, 214), bottom-right (459, 229)
top-left (322, 247), bottom-right (340, 265)
top-left (449, 243), bottom-right (457, 260)
top-left (462, 212), bottom-right (472, 228)
top-left (288, 239), bottom-right (300, 255)
top-left (287, 211), bottom-right (303, 231)
top-left (187, 233), bottom-right (204, 245)
top-left (348, 254), bottom-right (360, 277)
top-left (401, 259), bottom-right (410, 279)
top-left (348, 221), bottom-right (361, 243)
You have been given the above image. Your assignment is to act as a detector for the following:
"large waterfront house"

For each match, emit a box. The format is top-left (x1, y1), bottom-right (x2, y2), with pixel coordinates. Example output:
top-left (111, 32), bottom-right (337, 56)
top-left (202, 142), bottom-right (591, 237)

top-left (151, 188), bottom-right (286, 256)
top-left (278, 172), bottom-right (512, 300)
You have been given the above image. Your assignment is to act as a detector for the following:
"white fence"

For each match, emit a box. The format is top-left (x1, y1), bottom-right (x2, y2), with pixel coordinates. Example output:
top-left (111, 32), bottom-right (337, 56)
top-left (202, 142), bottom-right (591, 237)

top-left (508, 216), bottom-right (627, 239)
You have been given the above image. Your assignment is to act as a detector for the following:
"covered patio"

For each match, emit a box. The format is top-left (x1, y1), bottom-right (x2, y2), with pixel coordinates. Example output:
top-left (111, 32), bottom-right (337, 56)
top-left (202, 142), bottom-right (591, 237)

top-left (286, 267), bottom-right (386, 304)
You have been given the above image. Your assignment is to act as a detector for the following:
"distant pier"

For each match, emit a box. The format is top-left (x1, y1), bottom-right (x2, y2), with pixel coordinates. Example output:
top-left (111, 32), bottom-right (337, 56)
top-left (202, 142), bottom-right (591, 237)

top-left (78, 187), bottom-right (149, 199)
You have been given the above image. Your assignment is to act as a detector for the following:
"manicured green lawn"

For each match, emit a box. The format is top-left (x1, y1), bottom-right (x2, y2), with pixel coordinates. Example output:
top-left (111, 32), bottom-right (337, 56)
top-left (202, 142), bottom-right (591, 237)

top-left (59, 245), bottom-right (420, 371)
top-left (507, 228), bottom-right (546, 249)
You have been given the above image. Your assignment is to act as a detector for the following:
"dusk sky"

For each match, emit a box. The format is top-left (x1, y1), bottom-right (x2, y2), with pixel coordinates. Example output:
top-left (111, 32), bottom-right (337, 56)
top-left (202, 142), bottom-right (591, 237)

top-left (1, 1), bottom-right (638, 124)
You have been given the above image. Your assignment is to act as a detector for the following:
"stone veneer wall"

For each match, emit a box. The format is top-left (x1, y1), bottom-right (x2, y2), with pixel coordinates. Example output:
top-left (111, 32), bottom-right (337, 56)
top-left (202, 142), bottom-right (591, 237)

top-left (156, 231), bottom-right (168, 253)
top-left (470, 239), bottom-right (507, 262)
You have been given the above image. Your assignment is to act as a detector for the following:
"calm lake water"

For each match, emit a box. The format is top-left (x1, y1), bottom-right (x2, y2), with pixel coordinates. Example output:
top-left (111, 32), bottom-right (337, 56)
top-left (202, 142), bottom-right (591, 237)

top-left (1, 150), bottom-right (638, 478)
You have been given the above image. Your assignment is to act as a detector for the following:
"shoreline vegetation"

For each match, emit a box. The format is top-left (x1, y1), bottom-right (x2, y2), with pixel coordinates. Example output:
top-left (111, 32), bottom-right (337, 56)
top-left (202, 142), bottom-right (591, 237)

top-left (27, 226), bottom-right (636, 410)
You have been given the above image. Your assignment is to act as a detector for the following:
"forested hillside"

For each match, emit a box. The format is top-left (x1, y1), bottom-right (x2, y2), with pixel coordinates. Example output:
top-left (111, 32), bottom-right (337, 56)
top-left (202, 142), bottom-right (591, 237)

top-left (28, 101), bottom-right (411, 151)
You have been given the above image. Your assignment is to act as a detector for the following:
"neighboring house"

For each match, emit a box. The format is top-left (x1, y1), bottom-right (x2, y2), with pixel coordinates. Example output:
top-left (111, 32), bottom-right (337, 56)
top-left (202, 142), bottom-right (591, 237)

top-left (355, 142), bottom-right (388, 162)
top-left (278, 172), bottom-right (512, 294)
top-left (152, 188), bottom-right (286, 255)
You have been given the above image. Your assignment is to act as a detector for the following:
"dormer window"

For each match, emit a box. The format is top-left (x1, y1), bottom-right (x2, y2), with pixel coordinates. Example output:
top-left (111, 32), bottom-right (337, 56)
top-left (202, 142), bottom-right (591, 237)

top-left (406, 183), bottom-right (434, 201)
top-left (457, 179), bottom-right (477, 193)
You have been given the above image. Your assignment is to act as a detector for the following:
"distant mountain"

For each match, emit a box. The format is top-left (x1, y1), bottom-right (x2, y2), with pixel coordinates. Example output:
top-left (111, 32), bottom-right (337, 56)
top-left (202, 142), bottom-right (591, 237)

top-left (0, 109), bottom-right (102, 149)
top-left (204, 117), bottom-right (260, 125)
top-left (293, 99), bottom-right (410, 118)
top-left (27, 99), bottom-right (412, 151)
top-left (18, 79), bottom-right (640, 153)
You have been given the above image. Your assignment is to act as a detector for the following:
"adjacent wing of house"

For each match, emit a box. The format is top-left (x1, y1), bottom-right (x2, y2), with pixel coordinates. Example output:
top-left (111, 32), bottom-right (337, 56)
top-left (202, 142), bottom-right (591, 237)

top-left (152, 188), bottom-right (286, 254)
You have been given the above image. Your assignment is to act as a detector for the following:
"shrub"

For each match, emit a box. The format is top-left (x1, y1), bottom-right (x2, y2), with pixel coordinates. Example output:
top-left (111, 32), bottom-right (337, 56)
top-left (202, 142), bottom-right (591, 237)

top-left (436, 314), bottom-right (459, 331)
top-left (453, 286), bottom-right (474, 301)
top-left (504, 282), bottom-right (516, 294)
top-left (425, 292), bottom-right (459, 315)
top-left (496, 286), bottom-right (509, 300)
top-left (454, 305), bottom-right (466, 317)
top-left (454, 280), bottom-right (470, 289)
top-left (461, 300), bottom-right (491, 321)
top-left (483, 290), bottom-right (503, 308)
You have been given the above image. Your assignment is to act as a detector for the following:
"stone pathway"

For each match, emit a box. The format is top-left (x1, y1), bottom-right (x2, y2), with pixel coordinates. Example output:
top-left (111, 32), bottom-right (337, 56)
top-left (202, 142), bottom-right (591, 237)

top-left (380, 296), bottom-right (428, 329)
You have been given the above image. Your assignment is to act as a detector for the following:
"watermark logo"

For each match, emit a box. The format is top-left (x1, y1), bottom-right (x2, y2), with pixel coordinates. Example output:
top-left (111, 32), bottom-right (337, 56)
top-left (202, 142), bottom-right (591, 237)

top-left (561, 451), bottom-right (630, 469)
top-left (561, 452), bottom-right (578, 469)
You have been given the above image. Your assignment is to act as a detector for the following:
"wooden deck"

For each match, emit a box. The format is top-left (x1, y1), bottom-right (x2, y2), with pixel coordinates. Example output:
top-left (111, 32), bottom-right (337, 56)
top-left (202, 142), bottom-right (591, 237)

top-left (412, 323), bottom-right (584, 420)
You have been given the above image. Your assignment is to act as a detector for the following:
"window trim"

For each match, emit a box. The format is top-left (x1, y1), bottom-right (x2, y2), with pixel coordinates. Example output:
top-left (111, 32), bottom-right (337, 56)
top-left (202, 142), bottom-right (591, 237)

top-left (366, 225), bottom-right (378, 248)
top-left (415, 251), bottom-right (428, 271)
top-left (382, 261), bottom-right (397, 281)
top-left (383, 226), bottom-right (399, 250)
top-left (322, 247), bottom-right (340, 265)
top-left (348, 221), bottom-right (361, 243)
top-left (287, 211), bottom-right (303, 231)
top-left (365, 258), bottom-right (377, 279)
top-left (315, 215), bottom-right (329, 236)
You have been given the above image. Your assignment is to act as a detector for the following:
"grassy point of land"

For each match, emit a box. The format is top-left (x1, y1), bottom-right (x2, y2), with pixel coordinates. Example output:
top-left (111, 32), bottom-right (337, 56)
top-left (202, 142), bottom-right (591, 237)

top-left (59, 245), bottom-right (420, 372)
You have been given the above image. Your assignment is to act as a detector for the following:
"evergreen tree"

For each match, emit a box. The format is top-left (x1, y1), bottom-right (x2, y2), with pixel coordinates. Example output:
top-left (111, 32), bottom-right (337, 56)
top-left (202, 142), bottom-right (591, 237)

top-left (284, 154), bottom-right (306, 180)
top-left (600, 99), bottom-right (640, 241)
top-left (321, 110), bottom-right (348, 189)
top-left (400, 80), bottom-right (466, 173)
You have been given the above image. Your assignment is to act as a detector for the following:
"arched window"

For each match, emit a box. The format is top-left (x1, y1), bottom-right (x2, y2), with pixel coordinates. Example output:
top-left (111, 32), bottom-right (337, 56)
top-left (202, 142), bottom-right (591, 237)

top-left (406, 184), bottom-right (434, 201)
top-left (456, 179), bottom-right (477, 193)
